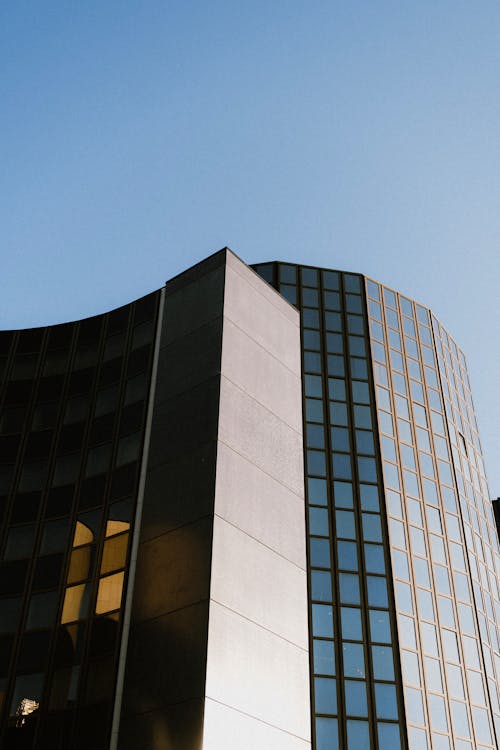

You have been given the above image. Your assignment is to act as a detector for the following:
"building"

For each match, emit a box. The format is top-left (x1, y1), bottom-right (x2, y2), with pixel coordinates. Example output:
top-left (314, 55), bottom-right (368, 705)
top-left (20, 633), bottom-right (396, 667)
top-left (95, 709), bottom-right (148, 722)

top-left (0, 248), bottom-right (498, 750)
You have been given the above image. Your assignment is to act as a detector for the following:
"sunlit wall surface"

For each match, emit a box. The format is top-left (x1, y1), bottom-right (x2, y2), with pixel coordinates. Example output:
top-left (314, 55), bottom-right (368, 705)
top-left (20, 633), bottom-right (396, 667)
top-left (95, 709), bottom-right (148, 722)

top-left (366, 278), bottom-right (499, 749)
top-left (0, 292), bottom-right (159, 749)
top-left (254, 262), bottom-right (408, 750)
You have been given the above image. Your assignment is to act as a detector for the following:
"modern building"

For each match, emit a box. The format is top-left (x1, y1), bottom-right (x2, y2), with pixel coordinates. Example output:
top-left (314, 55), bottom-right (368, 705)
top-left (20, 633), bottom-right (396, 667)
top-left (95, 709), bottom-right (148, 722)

top-left (0, 248), bottom-right (498, 750)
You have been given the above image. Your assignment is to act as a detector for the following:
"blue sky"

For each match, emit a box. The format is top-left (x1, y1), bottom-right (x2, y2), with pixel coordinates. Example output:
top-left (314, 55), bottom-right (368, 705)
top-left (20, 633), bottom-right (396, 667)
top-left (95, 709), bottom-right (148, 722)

top-left (1, 2), bottom-right (499, 490)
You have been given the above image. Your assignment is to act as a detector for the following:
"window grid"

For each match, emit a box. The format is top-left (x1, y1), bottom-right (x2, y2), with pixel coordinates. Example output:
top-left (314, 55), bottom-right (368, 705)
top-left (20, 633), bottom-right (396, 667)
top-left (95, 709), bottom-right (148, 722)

top-left (0, 294), bottom-right (159, 748)
top-left (275, 264), bottom-right (407, 750)
top-left (367, 277), bottom-right (497, 749)
top-left (432, 315), bottom-right (500, 746)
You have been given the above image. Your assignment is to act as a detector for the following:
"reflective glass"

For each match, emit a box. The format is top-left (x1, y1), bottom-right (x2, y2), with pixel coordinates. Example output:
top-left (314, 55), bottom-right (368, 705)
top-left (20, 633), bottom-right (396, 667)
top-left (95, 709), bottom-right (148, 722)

top-left (409, 727), bottom-right (428, 749)
top-left (369, 610), bottom-right (391, 643)
top-left (396, 582), bottom-right (413, 613)
top-left (339, 574), bottom-right (360, 605)
top-left (364, 544), bottom-right (385, 574)
top-left (420, 622), bottom-right (439, 655)
top-left (375, 682), bottom-right (398, 720)
top-left (362, 513), bottom-right (382, 542)
top-left (343, 642), bottom-right (366, 678)
top-left (95, 571), bottom-right (125, 614)
top-left (316, 717), bottom-right (338, 750)
top-left (307, 423), bottom-right (325, 449)
top-left (367, 576), bottom-right (388, 607)
top-left (324, 311), bottom-right (341, 330)
top-left (330, 402), bottom-right (347, 426)
top-left (359, 483), bottom-right (379, 511)
top-left (308, 450), bottom-right (326, 476)
top-left (372, 646), bottom-right (394, 680)
top-left (341, 607), bottom-right (363, 640)
top-left (61, 583), bottom-right (90, 624)
top-left (336, 511), bottom-right (356, 540)
top-left (314, 677), bottom-right (337, 714)
top-left (331, 426), bottom-right (350, 452)
top-left (337, 541), bottom-right (358, 571)
top-left (398, 614), bottom-right (417, 649)
top-left (402, 650), bottom-right (420, 685)
top-left (358, 457), bottom-right (377, 483)
top-left (378, 723), bottom-right (401, 747)
top-left (353, 405), bottom-right (372, 429)
top-left (308, 477), bottom-right (328, 506)
top-left (472, 706), bottom-right (492, 744)
top-left (305, 374), bottom-right (322, 397)
top-left (344, 680), bottom-right (368, 718)
top-left (425, 657), bottom-right (443, 692)
top-left (428, 694), bottom-right (448, 731)
top-left (314, 639), bottom-right (335, 675)
top-left (347, 720), bottom-right (369, 748)
top-left (332, 452), bottom-right (351, 479)
top-left (312, 604), bottom-right (334, 638)
top-left (309, 507), bottom-right (329, 536)
top-left (356, 430), bottom-right (375, 456)
top-left (310, 538), bottom-right (331, 568)
top-left (405, 687), bottom-right (425, 724)
top-left (451, 700), bottom-right (470, 738)
top-left (352, 380), bottom-right (369, 403)
top-left (27, 590), bottom-right (59, 629)
top-left (333, 481), bottom-right (353, 508)
top-left (393, 550), bottom-right (409, 580)
top-left (312, 570), bottom-right (333, 602)
top-left (4, 525), bottom-right (36, 560)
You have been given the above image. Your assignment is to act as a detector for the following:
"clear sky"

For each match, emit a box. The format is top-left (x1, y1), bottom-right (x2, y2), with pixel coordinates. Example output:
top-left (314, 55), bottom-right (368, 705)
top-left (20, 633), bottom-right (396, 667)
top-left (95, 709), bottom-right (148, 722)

top-left (1, 2), bottom-right (499, 492)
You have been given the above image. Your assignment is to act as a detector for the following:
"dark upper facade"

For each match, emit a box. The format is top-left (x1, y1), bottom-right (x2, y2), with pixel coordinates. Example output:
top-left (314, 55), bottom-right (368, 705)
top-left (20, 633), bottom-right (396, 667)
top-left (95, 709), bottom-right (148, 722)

top-left (0, 249), bottom-right (499, 750)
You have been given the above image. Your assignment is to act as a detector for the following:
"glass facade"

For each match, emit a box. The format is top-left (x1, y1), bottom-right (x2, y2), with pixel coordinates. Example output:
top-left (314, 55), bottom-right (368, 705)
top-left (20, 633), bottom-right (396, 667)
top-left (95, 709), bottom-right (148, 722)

top-left (0, 292), bottom-right (159, 749)
top-left (254, 262), bottom-right (407, 750)
top-left (366, 278), bottom-right (499, 749)
top-left (255, 261), bottom-right (500, 750)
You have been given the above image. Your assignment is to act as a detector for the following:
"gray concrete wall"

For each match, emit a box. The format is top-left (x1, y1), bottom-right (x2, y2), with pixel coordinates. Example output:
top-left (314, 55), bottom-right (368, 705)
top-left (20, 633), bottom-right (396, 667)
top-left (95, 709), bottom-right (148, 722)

top-left (118, 252), bottom-right (227, 750)
top-left (203, 253), bottom-right (311, 750)
top-left (118, 250), bottom-right (310, 750)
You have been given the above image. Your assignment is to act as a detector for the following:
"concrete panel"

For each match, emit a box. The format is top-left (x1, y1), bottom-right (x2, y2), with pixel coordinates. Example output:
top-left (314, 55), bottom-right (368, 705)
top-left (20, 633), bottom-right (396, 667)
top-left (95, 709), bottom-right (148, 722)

top-left (205, 601), bottom-right (310, 741)
top-left (131, 516), bottom-right (213, 623)
top-left (139, 440), bottom-right (217, 542)
top-left (203, 698), bottom-right (311, 750)
top-left (119, 699), bottom-right (204, 750)
top-left (155, 317), bottom-right (223, 401)
top-left (214, 441), bottom-right (306, 569)
top-left (122, 601), bottom-right (209, 715)
top-left (148, 376), bottom-right (220, 468)
top-left (223, 264), bottom-right (301, 376)
top-left (218, 376), bottom-right (304, 497)
top-left (162, 265), bottom-right (225, 345)
top-left (220, 316), bottom-right (302, 434)
top-left (226, 250), bottom-right (298, 326)
top-left (210, 516), bottom-right (308, 649)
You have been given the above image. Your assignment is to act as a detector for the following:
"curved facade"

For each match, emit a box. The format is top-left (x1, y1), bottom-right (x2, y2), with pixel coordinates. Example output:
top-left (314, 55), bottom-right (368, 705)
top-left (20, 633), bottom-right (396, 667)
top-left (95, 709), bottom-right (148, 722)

top-left (0, 248), bottom-right (499, 750)
top-left (254, 260), bottom-right (500, 750)
top-left (0, 290), bottom-right (160, 747)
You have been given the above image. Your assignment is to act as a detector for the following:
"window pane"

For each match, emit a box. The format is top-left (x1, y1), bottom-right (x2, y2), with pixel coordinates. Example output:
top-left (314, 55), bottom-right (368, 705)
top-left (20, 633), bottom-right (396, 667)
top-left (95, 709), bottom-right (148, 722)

top-left (343, 642), bottom-right (365, 678)
top-left (95, 571), bottom-right (125, 615)
top-left (312, 604), bottom-right (334, 638)
top-left (347, 719), bottom-right (369, 748)
top-left (315, 677), bottom-right (337, 714)
top-left (341, 607), bottom-right (363, 640)
top-left (375, 683), bottom-right (398, 720)
top-left (316, 717), bottom-right (338, 750)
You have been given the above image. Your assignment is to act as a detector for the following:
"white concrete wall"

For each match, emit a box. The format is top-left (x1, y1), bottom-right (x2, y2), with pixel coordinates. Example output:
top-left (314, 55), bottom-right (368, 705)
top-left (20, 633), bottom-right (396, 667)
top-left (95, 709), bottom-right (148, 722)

top-left (203, 253), bottom-right (311, 750)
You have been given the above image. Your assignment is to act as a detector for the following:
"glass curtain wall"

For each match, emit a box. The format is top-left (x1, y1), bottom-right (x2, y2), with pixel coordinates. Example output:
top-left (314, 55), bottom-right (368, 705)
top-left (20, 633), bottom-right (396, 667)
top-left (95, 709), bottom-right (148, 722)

top-left (0, 292), bottom-right (159, 750)
top-left (366, 277), bottom-right (499, 750)
top-left (254, 262), bottom-right (407, 750)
